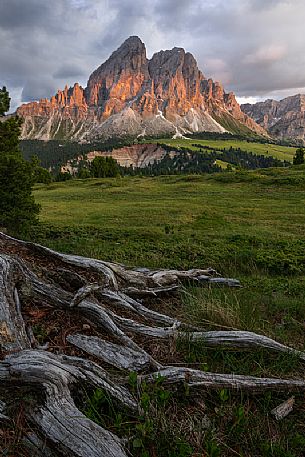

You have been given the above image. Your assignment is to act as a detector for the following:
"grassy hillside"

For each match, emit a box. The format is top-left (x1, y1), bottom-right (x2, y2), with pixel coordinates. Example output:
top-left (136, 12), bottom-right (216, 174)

top-left (34, 167), bottom-right (305, 273)
top-left (32, 166), bottom-right (305, 456)
top-left (154, 137), bottom-right (296, 162)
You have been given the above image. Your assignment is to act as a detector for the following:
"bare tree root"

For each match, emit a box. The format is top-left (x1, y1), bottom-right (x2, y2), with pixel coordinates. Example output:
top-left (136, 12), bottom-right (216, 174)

top-left (0, 231), bottom-right (304, 456)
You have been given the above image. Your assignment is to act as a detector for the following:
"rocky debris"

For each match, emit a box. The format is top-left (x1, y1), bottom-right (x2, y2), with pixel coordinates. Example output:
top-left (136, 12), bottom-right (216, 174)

top-left (17, 36), bottom-right (266, 140)
top-left (241, 94), bottom-right (305, 143)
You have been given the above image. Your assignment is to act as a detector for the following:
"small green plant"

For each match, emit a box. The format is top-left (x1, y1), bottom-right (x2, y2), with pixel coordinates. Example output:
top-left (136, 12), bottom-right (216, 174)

top-left (82, 376), bottom-right (190, 457)
top-left (128, 371), bottom-right (138, 393)
top-left (32, 324), bottom-right (48, 343)
top-left (83, 387), bottom-right (129, 436)
top-left (205, 436), bottom-right (221, 457)
top-left (169, 439), bottom-right (193, 457)
top-left (219, 388), bottom-right (229, 403)
top-left (230, 404), bottom-right (247, 436)
top-left (84, 388), bottom-right (110, 424)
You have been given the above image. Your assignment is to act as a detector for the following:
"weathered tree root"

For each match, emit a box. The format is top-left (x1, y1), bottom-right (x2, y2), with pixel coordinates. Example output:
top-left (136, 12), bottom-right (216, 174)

top-left (0, 231), bottom-right (305, 456)
top-left (142, 367), bottom-right (305, 391)
top-left (0, 350), bottom-right (132, 457)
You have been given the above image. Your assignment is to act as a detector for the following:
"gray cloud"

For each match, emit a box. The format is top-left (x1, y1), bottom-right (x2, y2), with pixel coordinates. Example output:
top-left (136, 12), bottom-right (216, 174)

top-left (247, 0), bottom-right (290, 10)
top-left (0, 0), bottom-right (50, 29)
top-left (53, 65), bottom-right (86, 80)
top-left (1, 0), bottom-right (304, 112)
top-left (21, 78), bottom-right (58, 103)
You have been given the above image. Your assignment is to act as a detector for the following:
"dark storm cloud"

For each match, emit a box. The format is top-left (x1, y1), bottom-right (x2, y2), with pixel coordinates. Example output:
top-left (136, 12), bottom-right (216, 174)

top-left (1, 0), bottom-right (304, 111)
top-left (21, 78), bottom-right (58, 103)
top-left (0, 0), bottom-right (50, 29)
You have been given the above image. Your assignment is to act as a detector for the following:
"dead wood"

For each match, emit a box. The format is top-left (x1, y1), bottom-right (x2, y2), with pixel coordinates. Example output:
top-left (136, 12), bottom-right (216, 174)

top-left (0, 231), bottom-right (304, 456)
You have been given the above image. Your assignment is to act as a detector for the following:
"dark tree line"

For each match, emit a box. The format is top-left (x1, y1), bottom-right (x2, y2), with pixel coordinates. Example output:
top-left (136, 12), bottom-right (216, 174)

top-left (122, 152), bottom-right (221, 176)
top-left (20, 133), bottom-right (297, 175)
top-left (20, 135), bottom-right (292, 182)
top-left (148, 145), bottom-right (288, 173)
top-left (187, 131), bottom-right (301, 147)
top-left (48, 143), bottom-right (290, 181)
top-left (20, 138), bottom-right (135, 171)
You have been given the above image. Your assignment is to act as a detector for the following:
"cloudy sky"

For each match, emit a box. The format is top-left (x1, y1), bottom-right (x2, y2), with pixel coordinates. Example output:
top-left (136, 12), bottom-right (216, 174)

top-left (1, 0), bottom-right (305, 111)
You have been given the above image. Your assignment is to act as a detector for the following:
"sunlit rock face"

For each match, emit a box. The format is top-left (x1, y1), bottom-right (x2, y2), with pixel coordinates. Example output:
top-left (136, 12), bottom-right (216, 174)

top-left (241, 94), bottom-right (305, 143)
top-left (17, 36), bottom-right (265, 140)
top-left (61, 144), bottom-right (172, 174)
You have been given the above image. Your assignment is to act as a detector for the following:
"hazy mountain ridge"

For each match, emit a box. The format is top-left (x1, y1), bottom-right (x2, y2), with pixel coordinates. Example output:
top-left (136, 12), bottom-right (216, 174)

top-left (17, 36), bottom-right (266, 141)
top-left (241, 94), bottom-right (305, 143)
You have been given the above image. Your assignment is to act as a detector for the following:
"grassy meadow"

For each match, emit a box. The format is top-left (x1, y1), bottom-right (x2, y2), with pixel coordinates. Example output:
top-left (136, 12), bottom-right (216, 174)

top-left (154, 137), bottom-right (297, 162)
top-left (33, 166), bottom-right (305, 344)
top-left (31, 165), bottom-right (305, 456)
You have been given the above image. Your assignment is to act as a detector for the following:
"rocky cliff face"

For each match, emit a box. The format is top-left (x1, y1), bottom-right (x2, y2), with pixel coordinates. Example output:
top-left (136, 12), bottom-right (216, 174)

top-left (241, 94), bottom-right (305, 143)
top-left (18, 36), bottom-right (266, 140)
top-left (61, 144), bottom-right (170, 173)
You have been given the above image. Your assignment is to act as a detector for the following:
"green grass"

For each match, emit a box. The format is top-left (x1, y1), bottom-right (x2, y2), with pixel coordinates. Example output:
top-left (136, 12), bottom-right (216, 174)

top-left (213, 111), bottom-right (258, 135)
top-left (215, 159), bottom-right (231, 169)
top-left (33, 168), bottom-right (305, 269)
top-left (32, 166), bottom-right (305, 456)
top-left (153, 137), bottom-right (296, 162)
top-left (33, 168), bottom-right (305, 343)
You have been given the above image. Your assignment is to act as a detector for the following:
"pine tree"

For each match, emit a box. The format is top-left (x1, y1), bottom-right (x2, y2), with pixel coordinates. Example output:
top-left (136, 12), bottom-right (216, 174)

top-left (293, 148), bottom-right (305, 165)
top-left (0, 87), bottom-right (40, 235)
top-left (90, 156), bottom-right (120, 178)
top-left (0, 86), bottom-right (10, 115)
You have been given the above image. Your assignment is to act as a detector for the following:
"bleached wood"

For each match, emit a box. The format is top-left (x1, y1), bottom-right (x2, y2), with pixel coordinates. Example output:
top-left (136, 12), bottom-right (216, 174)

top-left (0, 350), bottom-right (132, 457)
top-left (186, 330), bottom-right (305, 361)
top-left (271, 396), bottom-right (295, 420)
top-left (98, 289), bottom-right (178, 326)
top-left (143, 367), bottom-right (305, 391)
top-left (67, 333), bottom-right (151, 371)
top-left (1, 232), bottom-right (305, 457)
top-left (0, 232), bottom-right (239, 290)
top-left (0, 255), bottom-right (31, 352)
top-left (0, 399), bottom-right (9, 422)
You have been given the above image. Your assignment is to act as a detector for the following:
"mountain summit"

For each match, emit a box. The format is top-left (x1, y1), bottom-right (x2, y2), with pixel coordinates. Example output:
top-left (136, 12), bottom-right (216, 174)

top-left (17, 36), bottom-right (266, 140)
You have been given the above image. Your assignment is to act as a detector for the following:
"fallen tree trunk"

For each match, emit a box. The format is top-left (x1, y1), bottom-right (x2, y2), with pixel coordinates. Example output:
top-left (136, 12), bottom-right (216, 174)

top-left (0, 231), bottom-right (304, 456)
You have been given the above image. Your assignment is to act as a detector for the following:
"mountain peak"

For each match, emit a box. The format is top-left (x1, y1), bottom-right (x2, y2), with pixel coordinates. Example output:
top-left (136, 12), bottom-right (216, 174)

top-left (171, 46), bottom-right (185, 53)
top-left (17, 37), bottom-right (266, 140)
top-left (111, 35), bottom-right (146, 57)
top-left (92, 35), bottom-right (147, 72)
top-left (86, 36), bottom-right (148, 107)
top-left (122, 35), bottom-right (145, 47)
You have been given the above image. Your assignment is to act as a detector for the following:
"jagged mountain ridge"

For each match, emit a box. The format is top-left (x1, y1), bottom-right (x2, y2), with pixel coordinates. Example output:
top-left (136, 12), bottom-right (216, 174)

top-left (18, 36), bottom-right (266, 140)
top-left (241, 94), bottom-right (305, 143)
